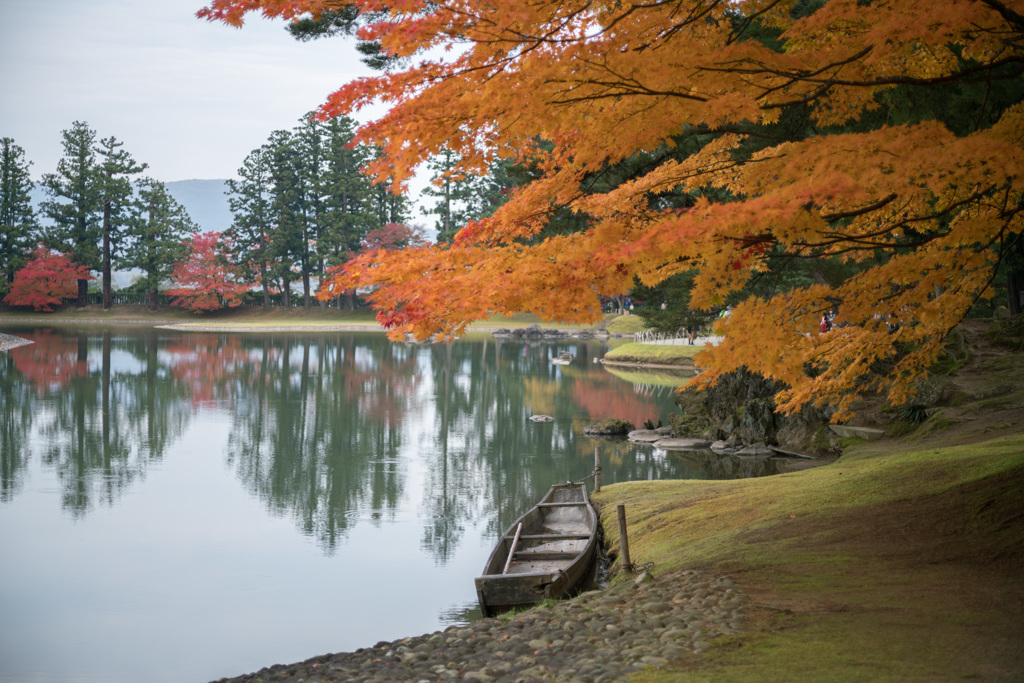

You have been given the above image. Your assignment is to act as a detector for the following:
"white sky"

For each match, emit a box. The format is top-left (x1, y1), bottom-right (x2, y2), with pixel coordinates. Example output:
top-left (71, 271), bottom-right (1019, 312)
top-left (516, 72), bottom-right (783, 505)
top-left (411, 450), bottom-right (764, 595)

top-left (0, 0), bottom-right (380, 182)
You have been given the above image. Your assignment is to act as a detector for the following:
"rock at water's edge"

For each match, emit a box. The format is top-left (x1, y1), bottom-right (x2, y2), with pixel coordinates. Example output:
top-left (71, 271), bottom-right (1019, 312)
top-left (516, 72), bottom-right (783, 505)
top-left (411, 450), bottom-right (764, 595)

top-left (627, 429), bottom-right (663, 443)
top-left (653, 437), bottom-right (711, 451)
top-left (584, 418), bottom-right (635, 435)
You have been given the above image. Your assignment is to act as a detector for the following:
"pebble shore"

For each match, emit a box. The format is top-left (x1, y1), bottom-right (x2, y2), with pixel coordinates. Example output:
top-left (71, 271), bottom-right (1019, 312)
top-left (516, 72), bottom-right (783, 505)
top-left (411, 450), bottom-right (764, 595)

top-left (0, 332), bottom-right (32, 351)
top-left (213, 569), bottom-right (745, 683)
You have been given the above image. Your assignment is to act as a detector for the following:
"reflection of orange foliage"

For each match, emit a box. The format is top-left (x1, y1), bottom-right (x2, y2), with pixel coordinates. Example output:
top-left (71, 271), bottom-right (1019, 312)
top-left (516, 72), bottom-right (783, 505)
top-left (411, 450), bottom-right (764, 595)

top-left (522, 377), bottom-right (557, 417)
top-left (572, 380), bottom-right (665, 428)
top-left (164, 336), bottom-right (250, 408)
top-left (9, 330), bottom-right (88, 395)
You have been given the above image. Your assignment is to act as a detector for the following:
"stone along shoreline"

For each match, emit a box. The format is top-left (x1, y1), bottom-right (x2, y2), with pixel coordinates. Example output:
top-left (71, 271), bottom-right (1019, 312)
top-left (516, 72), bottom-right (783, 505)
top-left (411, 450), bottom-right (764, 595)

top-left (213, 569), bottom-right (745, 682)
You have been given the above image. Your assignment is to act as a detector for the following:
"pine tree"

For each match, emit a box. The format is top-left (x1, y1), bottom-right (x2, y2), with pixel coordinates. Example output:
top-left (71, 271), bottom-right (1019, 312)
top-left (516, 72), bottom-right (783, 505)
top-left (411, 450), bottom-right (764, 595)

top-left (118, 178), bottom-right (194, 311)
top-left (367, 146), bottom-right (410, 230)
top-left (39, 121), bottom-right (102, 307)
top-left (226, 145), bottom-right (274, 308)
top-left (0, 137), bottom-right (38, 296)
top-left (95, 135), bottom-right (146, 309)
top-left (316, 116), bottom-right (378, 308)
top-left (421, 146), bottom-right (485, 243)
top-left (291, 115), bottom-right (327, 308)
top-left (265, 129), bottom-right (303, 308)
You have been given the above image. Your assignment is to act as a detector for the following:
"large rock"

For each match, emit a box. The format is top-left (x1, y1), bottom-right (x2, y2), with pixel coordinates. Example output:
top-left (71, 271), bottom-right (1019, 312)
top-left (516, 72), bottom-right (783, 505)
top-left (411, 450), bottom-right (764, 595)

top-left (584, 418), bottom-right (635, 435)
top-left (735, 443), bottom-right (773, 456)
top-left (627, 429), bottom-right (663, 443)
top-left (654, 437), bottom-right (712, 451)
top-left (671, 368), bottom-right (835, 454)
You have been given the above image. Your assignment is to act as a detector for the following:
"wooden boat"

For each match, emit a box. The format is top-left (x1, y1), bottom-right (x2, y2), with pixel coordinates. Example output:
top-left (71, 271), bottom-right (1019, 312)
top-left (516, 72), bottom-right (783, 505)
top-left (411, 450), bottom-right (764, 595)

top-left (475, 483), bottom-right (599, 617)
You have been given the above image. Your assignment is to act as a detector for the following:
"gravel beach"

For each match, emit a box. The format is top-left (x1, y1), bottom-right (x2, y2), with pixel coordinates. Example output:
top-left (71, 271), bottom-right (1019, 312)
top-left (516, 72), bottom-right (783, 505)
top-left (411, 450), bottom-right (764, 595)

top-left (213, 569), bottom-right (744, 683)
top-left (0, 332), bottom-right (32, 351)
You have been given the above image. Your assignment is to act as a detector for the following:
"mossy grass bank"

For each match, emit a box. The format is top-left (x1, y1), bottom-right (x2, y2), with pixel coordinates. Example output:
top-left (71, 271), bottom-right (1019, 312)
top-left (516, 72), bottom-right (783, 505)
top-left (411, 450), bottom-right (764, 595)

top-left (604, 342), bottom-right (702, 367)
top-left (605, 314), bottom-right (649, 334)
top-left (592, 326), bottom-right (1024, 681)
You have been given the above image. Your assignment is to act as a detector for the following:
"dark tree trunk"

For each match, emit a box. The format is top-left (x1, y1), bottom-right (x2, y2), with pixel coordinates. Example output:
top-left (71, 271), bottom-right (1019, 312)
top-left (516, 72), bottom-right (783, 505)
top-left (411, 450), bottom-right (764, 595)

top-left (102, 201), bottom-right (112, 310)
top-left (260, 260), bottom-right (271, 309)
top-left (1010, 267), bottom-right (1023, 316)
top-left (282, 278), bottom-right (292, 308)
top-left (302, 266), bottom-right (311, 309)
top-left (77, 278), bottom-right (89, 307)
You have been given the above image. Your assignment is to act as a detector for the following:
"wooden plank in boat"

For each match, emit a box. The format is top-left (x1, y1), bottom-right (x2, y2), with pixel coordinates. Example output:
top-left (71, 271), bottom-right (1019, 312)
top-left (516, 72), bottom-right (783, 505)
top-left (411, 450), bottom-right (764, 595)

top-left (507, 533), bottom-right (591, 540)
top-left (513, 550), bottom-right (580, 561)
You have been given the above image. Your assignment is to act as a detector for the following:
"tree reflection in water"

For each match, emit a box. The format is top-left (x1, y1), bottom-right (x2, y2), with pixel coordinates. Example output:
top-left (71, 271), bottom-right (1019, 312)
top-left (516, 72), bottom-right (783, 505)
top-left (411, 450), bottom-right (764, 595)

top-left (2, 328), bottom-right (760, 551)
top-left (224, 334), bottom-right (424, 552)
top-left (5, 328), bottom-right (191, 516)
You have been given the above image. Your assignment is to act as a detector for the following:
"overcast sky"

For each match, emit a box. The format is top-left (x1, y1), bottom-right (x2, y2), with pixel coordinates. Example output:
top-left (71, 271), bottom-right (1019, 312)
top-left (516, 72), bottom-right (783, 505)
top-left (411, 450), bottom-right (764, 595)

top-left (0, 0), bottom-right (380, 182)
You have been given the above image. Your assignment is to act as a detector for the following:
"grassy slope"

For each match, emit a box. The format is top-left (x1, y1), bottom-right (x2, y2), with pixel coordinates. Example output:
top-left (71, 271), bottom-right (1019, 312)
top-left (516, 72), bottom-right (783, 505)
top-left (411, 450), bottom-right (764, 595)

top-left (606, 314), bottom-right (650, 334)
top-left (605, 342), bottom-right (702, 366)
top-left (594, 324), bottom-right (1024, 681)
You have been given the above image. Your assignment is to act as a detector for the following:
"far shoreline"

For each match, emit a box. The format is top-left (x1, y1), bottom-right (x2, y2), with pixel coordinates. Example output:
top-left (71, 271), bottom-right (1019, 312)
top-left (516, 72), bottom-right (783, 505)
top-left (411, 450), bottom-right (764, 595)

top-left (0, 310), bottom-right (699, 370)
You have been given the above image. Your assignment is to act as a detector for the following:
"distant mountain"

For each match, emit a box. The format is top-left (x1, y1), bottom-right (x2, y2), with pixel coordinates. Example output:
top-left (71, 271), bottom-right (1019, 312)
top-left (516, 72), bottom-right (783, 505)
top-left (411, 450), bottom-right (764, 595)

top-left (27, 178), bottom-right (233, 234)
top-left (165, 179), bottom-right (232, 233)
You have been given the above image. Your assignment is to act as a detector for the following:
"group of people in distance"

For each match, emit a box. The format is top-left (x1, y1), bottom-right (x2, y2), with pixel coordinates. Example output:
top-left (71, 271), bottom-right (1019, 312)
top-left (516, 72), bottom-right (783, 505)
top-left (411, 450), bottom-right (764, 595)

top-left (819, 309), bottom-right (837, 333)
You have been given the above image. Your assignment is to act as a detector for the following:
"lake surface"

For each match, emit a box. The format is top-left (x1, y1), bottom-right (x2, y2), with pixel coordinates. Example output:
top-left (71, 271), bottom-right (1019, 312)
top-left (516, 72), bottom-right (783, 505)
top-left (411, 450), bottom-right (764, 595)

top-left (0, 326), bottom-right (764, 682)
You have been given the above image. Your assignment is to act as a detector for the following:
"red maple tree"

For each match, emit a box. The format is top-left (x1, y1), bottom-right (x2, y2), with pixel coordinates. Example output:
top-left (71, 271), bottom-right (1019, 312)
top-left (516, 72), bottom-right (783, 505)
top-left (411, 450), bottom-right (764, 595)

top-left (361, 223), bottom-right (428, 252)
top-left (2, 246), bottom-right (93, 312)
top-left (165, 231), bottom-right (251, 312)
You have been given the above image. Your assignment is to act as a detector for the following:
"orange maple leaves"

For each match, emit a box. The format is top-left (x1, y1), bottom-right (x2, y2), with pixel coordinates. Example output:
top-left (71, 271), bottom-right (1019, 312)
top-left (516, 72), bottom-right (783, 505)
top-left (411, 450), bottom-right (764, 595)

top-left (202, 0), bottom-right (1024, 417)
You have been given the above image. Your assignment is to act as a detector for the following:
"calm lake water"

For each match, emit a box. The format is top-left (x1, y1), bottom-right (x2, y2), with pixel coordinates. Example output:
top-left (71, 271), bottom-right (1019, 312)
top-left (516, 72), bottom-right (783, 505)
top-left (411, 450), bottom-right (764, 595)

top-left (0, 326), bottom-right (766, 682)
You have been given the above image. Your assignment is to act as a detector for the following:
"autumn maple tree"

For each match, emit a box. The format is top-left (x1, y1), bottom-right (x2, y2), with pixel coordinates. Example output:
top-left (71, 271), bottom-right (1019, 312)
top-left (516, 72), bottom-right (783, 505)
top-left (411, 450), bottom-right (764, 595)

top-left (166, 231), bottom-right (251, 312)
top-left (3, 245), bottom-right (93, 312)
top-left (361, 222), bottom-right (427, 252)
top-left (201, 0), bottom-right (1024, 418)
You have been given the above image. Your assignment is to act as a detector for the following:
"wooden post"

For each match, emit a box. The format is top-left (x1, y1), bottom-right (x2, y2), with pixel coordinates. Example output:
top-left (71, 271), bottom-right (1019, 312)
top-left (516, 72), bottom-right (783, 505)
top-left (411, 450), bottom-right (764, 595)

top-left (617, 504), bottom-right (632, 572)
top-left (502, 523), bottom-right (523, 574)
top-left (593, 446), bottom-right (602, 493)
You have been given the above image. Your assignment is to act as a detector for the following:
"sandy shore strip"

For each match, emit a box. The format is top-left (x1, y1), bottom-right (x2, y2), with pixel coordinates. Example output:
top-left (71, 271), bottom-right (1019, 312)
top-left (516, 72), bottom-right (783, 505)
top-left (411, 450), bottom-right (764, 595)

top-left (153, 323), bottom-right (387, 332)
top-left (0, 332), bottom-right (33, 351)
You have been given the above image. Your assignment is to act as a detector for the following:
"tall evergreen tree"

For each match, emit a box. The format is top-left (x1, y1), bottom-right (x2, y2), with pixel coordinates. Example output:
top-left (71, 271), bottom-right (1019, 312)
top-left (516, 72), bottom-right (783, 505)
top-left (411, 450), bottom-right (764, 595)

top-left (367, 147), bottom-right (411, 231)
top-left (265, 129), bottom-right (303, 308)
top-left (39, 121), bottom-right (101, 307)
top-left (421, 146), bottom-right (485, 243)
top-left (118, 178), bottom-right (194, 311)
top-left (95, 136), bottom-right (146, 309)
top-left (226, 145), bottom-right (274, 308)
top-left (291, 115), bottom-right (327, 308)
top-left (317, 115), bottom-right (377, 307)
top-left (0, 137), bottom-right (38, 296)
